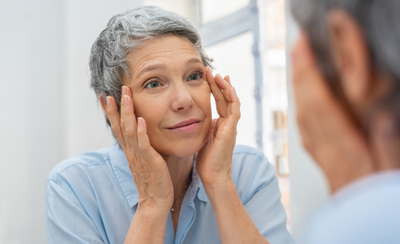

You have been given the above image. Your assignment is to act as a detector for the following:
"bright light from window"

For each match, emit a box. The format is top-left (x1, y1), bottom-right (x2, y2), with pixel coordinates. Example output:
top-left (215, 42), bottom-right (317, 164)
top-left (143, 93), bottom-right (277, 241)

top-left (201, 0), bottom-right (249, 23)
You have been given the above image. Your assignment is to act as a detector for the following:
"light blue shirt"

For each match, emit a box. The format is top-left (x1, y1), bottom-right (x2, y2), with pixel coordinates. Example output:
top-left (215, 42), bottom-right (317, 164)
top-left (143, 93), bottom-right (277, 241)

top-left (45, 144), bottom-right (294, 244)
top-left (302, 170), bottom-right (400, 244)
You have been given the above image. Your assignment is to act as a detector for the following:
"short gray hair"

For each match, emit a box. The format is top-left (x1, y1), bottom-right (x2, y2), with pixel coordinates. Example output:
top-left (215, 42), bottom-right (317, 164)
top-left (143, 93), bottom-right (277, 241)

top-left (89, 6), bottom-right (213, 127)
top-left (291, 0), bottom-right (400, 128)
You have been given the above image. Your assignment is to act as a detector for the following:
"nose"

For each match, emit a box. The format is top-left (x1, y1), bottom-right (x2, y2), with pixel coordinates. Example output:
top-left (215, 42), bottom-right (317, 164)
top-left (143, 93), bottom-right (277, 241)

top-left (171, 83), bottom-right (194, 111)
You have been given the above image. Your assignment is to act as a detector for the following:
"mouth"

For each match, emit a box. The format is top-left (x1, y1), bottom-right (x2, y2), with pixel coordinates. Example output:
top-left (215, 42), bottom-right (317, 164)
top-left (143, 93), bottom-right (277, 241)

top-left (167, 118), bottom-right (201, 131)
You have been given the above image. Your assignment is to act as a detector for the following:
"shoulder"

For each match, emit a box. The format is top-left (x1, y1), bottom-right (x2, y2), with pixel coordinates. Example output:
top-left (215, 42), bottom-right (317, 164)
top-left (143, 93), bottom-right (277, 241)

top-left (46, 146), bottom-right (113, 185)
top-left (231, 145), bottom-right (277, 202)
top-left (302, 173), bottom-right (400, 244)
top-left (232, 145), bottom-right (275, 179)
top-left (233, 144), bottom-right (266, 159)
top-left (232, 145), bottom-right (271, 166)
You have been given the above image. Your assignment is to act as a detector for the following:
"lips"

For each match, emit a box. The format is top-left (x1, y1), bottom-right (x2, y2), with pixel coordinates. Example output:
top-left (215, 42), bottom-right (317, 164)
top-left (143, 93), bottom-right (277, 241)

top-left (167, 118), bottom-right (201, 130)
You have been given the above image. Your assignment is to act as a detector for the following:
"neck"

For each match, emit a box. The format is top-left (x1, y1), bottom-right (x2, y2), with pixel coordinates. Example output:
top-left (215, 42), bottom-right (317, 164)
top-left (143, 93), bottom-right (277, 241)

top-left (330, 112), bottom-right (400, 193)
top-left (162, 155), bottom-right (194, 199)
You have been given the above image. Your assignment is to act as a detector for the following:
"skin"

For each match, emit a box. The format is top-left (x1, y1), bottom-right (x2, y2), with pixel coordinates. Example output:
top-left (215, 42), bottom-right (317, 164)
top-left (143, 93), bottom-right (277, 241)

top-left (100, 36), bottom-right (270, 244)
top-left (292, 10), bottom-right (400, 194)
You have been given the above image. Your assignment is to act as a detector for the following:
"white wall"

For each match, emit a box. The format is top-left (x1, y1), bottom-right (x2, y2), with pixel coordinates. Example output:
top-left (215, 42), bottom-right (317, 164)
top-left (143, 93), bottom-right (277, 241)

top-left (284, 0), bottom-right (329, 241)
top-left (64, 0), bottom-right (151, 158)
top-left (0, 1), bottom-right (143, 243)
top-left (144, 0), bottom-right (197, 23)
top-left (1, 1), bottom-right (66, 243)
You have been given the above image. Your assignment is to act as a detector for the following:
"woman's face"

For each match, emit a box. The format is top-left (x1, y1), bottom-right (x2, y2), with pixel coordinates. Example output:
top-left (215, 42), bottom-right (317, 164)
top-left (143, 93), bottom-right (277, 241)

top-left (123, 35), bottom-right (212, 157)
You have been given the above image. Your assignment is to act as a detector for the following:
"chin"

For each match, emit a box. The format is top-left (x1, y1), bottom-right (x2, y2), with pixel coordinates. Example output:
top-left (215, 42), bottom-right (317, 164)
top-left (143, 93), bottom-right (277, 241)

top-left (155, 138), bottom-right (205, 158)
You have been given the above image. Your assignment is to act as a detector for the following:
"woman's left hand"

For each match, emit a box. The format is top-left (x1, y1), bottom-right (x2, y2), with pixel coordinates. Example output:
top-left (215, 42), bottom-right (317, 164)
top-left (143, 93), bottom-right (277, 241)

top-left (196, 67), bottom-right (241, 188)
top-left (196, 68), bottom-right (269, 244)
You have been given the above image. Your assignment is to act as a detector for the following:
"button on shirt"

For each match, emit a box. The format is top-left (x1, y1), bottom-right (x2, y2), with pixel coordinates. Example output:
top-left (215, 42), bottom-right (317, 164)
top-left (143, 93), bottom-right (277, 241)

top-left (301, 170), bottom-right (400, 244)
top-left (45, 144), bottom-right (294, 244)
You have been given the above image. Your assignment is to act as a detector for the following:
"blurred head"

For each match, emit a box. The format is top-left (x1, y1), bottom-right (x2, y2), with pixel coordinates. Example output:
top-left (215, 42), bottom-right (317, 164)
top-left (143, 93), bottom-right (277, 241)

top-left (291, 0), bottom-right (400, 132)
top-left (89, 6), bottom-right (213, 157)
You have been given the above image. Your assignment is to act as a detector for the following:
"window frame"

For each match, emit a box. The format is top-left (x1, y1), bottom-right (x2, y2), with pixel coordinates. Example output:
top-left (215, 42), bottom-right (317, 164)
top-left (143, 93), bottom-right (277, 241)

top-left (196, 0), bottom-right (265, 151)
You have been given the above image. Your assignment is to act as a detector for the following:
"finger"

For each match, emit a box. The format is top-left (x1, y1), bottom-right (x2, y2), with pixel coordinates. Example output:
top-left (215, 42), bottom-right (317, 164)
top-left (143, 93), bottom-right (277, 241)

top-left (215, 74), bottom-right (232, 103)
top-left (228, 87), bottom-right (241, 122)
top-left (216, 114), bottom-right (238, 147)
top-left (106, 96), bottom-right (128, 149)
top-left (224, 75), bottom-right (231, 85)
top-left (137, 117), bottom-right (158, 160)
top-left (217, 87), bottom-right (241, 143)
top-left (120, 86), bottom-right (138, 148)
top-left (206, 67), bottom-right (227, 117)
top-left (206, 119), bottom-right (217, 141)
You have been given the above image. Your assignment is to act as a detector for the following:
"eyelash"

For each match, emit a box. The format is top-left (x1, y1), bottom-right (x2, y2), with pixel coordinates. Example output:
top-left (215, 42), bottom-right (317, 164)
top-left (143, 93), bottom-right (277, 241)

top-left (143, 71), bottom-right (204, 89)
top-left (144, 79), bottom-right (162, 89)
top-left (187, 71), bottom-right (204, 81)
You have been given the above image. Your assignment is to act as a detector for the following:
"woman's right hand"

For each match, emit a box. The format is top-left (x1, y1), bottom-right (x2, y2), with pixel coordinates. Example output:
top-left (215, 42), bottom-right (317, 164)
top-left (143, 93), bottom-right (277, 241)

top-left (105, 86), bottom-right (174, 213)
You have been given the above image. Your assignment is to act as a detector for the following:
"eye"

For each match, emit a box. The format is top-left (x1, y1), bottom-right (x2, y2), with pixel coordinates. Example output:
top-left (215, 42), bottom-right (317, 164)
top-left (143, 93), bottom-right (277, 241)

top-left (188, 72), bottom-right (203, 81)
top-left (145, 80), bottom-right (161, 88)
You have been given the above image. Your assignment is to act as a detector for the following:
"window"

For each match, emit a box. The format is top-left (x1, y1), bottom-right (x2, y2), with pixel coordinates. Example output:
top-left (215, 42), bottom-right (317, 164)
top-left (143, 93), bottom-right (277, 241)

top-left (197, 0), bottom-right (290, 227)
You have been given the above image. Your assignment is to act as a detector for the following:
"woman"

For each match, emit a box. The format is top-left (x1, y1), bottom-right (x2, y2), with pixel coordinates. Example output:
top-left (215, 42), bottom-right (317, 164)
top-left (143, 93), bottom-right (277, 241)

top-left (45, 6), bottom-right (294, 244)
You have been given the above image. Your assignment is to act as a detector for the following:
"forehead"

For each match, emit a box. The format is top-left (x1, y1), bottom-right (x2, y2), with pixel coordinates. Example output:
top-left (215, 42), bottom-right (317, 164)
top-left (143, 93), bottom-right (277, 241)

top-left (126, 35), bottom-right (202, 72)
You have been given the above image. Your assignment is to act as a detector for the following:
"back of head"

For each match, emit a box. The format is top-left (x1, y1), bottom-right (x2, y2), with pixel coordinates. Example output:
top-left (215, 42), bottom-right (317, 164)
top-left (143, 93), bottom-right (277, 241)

top-left (291, 0), bottom-right (400, 128)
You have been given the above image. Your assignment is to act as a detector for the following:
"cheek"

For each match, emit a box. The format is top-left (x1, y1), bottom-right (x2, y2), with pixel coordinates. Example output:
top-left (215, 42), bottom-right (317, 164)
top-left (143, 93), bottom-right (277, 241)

top-left (192, 85), bottom-right (212, 118)
top-left (132, 95), bottom-right (165, 133)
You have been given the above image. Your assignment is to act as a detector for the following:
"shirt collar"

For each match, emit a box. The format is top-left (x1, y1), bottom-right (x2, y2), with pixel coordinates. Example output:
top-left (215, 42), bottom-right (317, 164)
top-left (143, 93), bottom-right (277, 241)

top-left (192, 155), bottom-right (209, 203)
top-left (332, 169), bottom-right (400, 202)
top-left (109, 143), bottom-right (208, 208)
top-left (109, 143), bottom-right (139, 208)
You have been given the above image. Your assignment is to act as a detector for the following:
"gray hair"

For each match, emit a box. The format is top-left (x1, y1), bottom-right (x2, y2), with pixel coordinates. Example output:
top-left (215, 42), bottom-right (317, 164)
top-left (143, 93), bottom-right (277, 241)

top-left (291, 0), bottom-right (400, 128)
top-left (89, 6), bottom-right (213, 128)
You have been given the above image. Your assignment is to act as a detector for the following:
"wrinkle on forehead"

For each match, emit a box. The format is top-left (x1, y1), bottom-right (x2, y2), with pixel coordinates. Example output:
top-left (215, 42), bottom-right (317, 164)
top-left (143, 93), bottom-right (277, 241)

top-left (124, 36), bottom-right (203, 83)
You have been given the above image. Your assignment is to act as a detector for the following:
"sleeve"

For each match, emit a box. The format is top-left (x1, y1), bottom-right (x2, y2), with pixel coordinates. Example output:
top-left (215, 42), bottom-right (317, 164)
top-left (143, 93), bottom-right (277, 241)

top-left (45, 180), bottom-right (107, 244)
top-left (233, 148), bottom-right (296, 244)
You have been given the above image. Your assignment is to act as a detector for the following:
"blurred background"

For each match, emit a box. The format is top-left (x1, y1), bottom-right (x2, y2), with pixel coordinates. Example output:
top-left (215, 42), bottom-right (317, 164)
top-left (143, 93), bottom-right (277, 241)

top-left (0, 0), bottom-right (328, 243)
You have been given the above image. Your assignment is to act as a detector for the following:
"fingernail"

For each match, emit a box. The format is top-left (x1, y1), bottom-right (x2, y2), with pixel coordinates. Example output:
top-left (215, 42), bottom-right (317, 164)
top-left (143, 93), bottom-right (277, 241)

top-left (122, 86), bottom-right (127, 96)
top-left (138, 117), bottom-right (143, 127)
top-left (123, 95), bottom-right (129, 105)
top-left (216, 74), bottom-right (222, 80)
top-left (106, 96), bottom-right (112, 107)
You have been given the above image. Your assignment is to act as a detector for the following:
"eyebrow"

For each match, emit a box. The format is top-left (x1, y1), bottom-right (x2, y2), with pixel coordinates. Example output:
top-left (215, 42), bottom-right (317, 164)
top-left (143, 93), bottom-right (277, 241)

top-left (136, 63), bottom-right (166, 79)
top-left (185, 58), bottom-right (203, 67)
top-left (135, 58), bottom-right (204, 79)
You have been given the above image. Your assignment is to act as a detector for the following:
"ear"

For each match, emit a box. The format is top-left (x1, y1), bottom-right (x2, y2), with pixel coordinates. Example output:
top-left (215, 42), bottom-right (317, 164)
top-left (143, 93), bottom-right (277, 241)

top-left (327, 10), bottom-right (372, 114)
top-left (99, 93), bottom-right (107, 113)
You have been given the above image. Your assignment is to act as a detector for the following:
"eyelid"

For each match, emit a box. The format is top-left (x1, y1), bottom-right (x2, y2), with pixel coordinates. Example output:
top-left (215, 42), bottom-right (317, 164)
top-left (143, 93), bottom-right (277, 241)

top-left (188, 71), bottom-right (204, 80)
top-left (196, 71), bottom-right (204, 77)
top-left (144, 78), bottom-right (162, 88)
